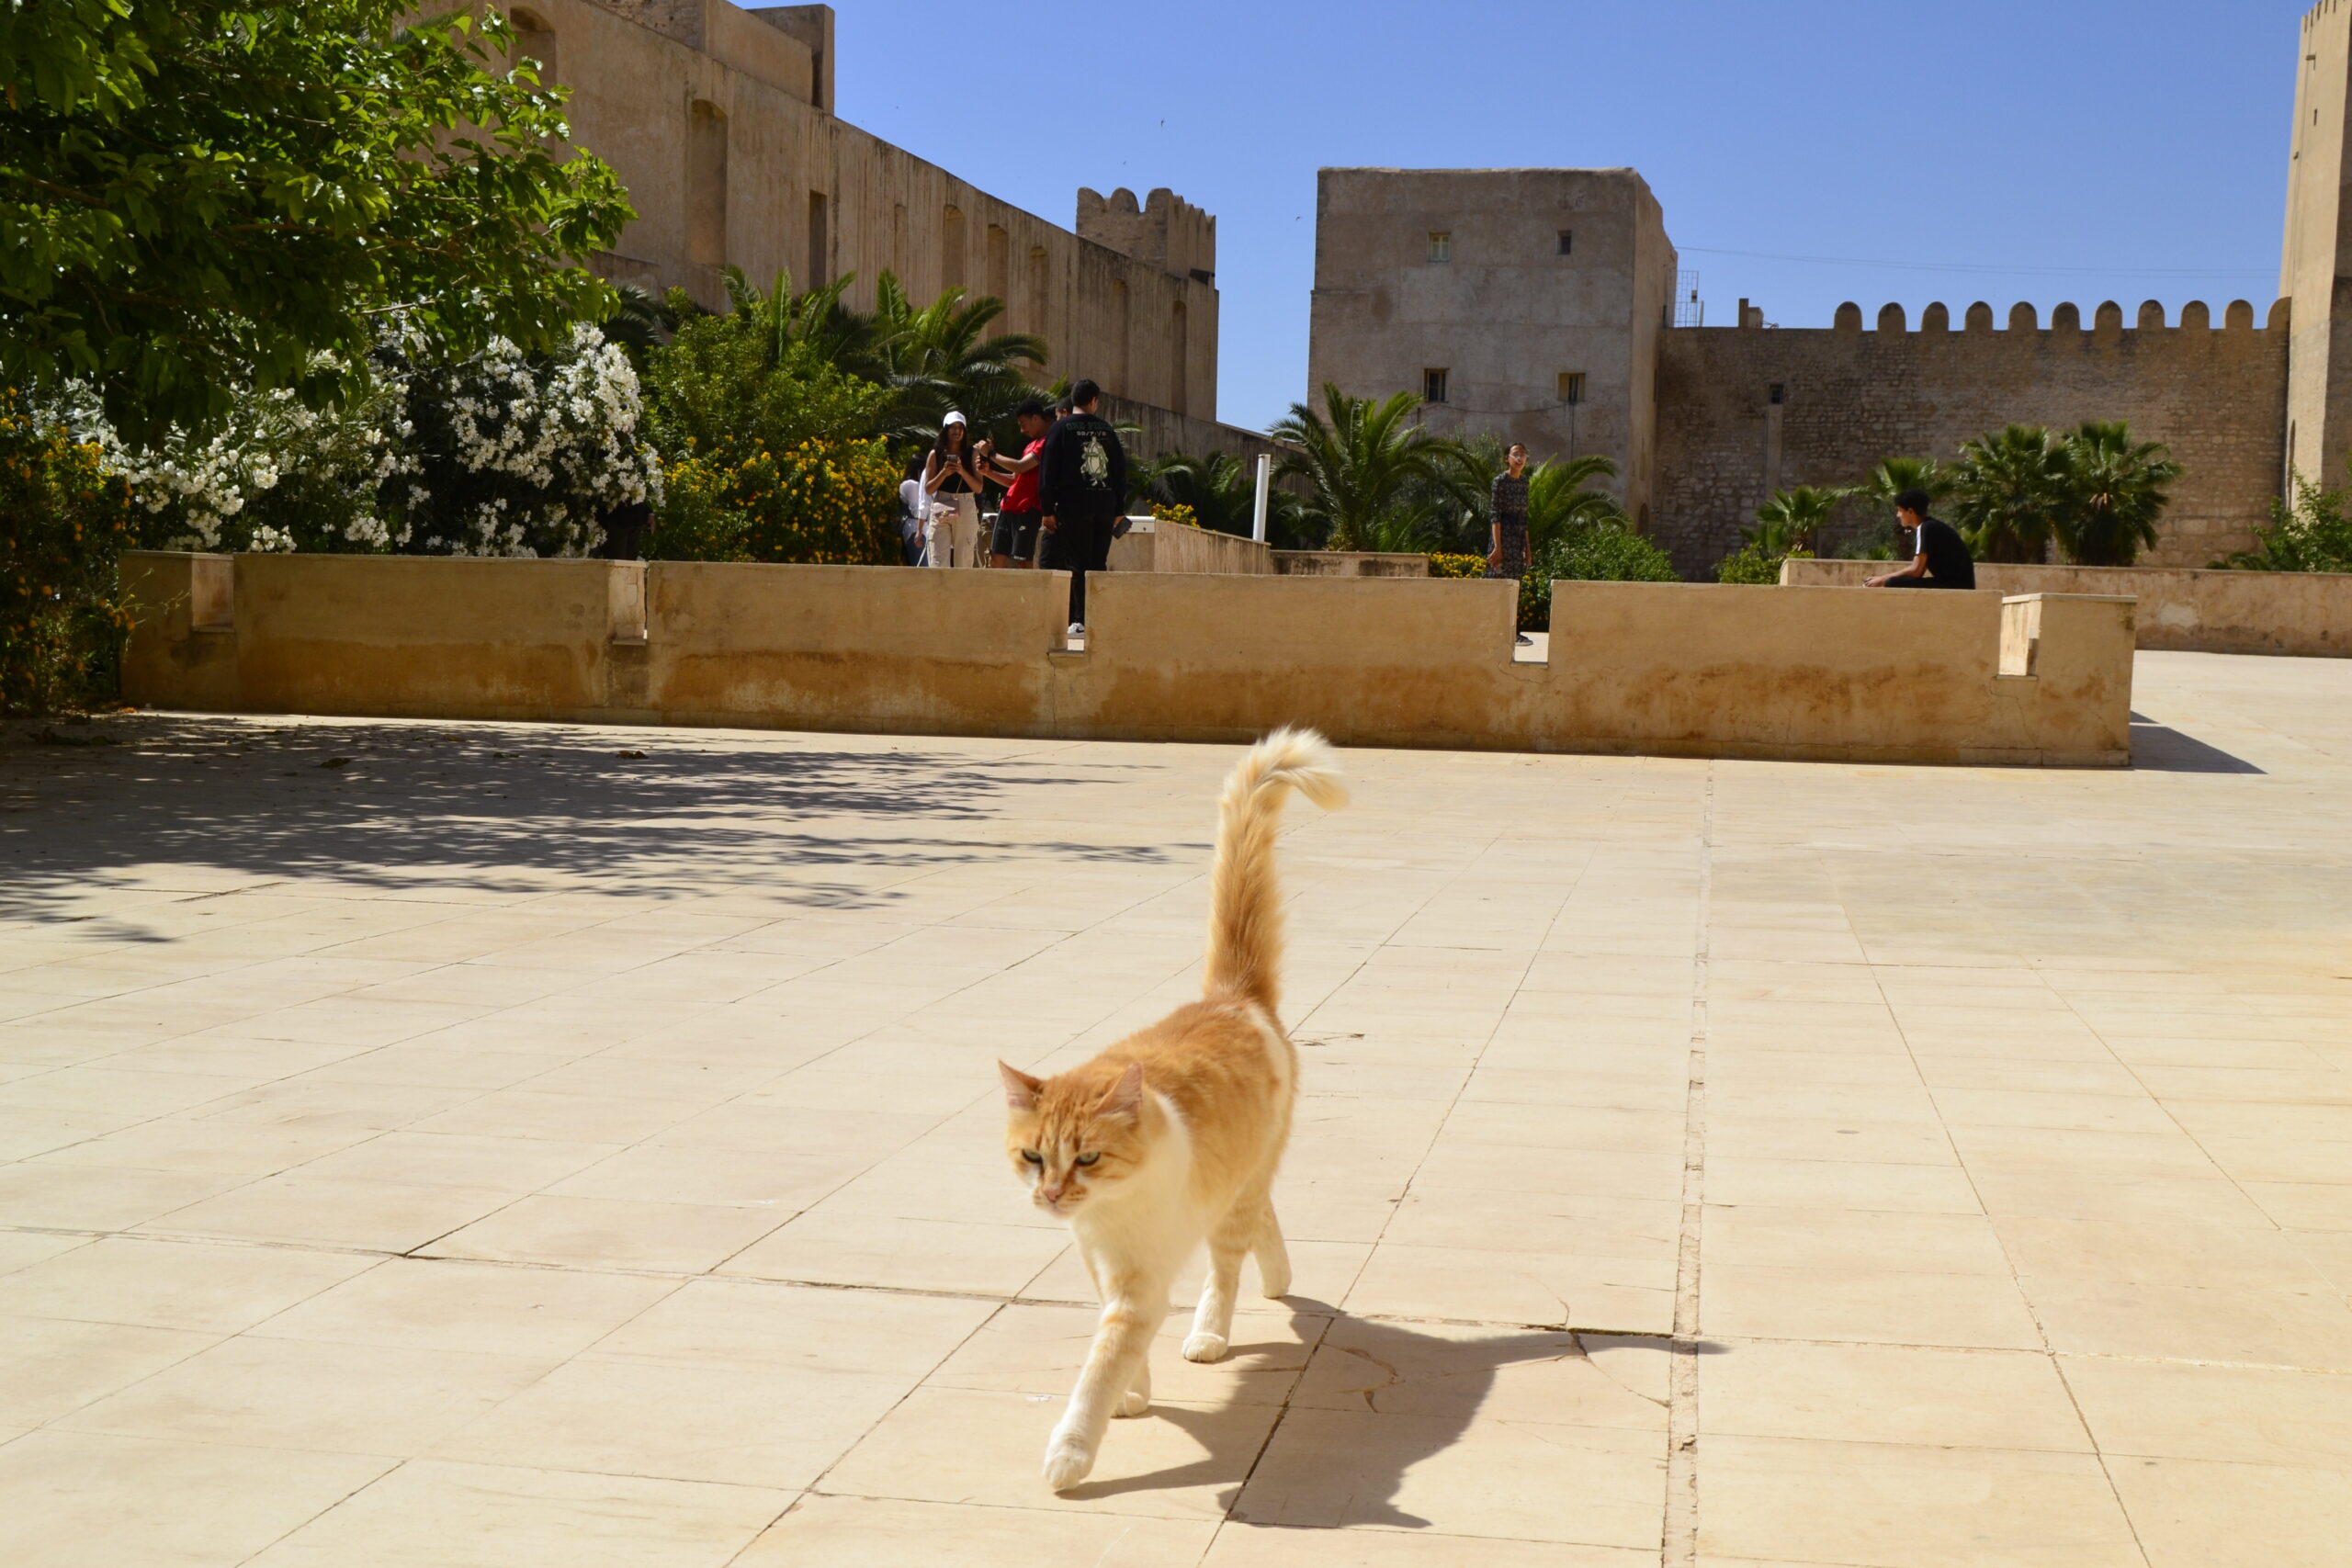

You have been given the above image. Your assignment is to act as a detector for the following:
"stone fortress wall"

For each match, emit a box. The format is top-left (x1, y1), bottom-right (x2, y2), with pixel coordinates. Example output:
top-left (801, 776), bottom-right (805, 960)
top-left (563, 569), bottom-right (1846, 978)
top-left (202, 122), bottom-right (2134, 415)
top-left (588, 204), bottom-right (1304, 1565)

top-left (501, 0), bottom-right (1228, 437)
top-left (1312, 1), bottom-right (2352, 579)
top-left (1309, 169), bottom-right (1678, 524)
top-left (1653, 299), bottom-right (2291, 577)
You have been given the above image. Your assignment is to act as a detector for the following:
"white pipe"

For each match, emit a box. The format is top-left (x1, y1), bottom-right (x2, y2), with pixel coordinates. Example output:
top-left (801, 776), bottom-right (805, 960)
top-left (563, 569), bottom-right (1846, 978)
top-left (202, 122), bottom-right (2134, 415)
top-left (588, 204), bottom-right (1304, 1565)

top-left (1251, 454), bottom-right (1272, 543)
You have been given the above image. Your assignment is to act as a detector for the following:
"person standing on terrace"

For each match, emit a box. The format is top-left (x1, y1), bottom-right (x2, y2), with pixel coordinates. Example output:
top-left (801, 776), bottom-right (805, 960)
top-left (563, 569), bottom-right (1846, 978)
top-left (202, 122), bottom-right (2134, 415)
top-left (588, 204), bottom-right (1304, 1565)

top-left (1869, 490), bottom-right (1977, 589)
top-left (923, 412), bottom-right (987, 568)
top-left (981, 399), bottom-right (1053, 568)
top-left (1039, 379), bottom-right (1127, 637)
top-left (1490, 442), bottom-right (1534, 646)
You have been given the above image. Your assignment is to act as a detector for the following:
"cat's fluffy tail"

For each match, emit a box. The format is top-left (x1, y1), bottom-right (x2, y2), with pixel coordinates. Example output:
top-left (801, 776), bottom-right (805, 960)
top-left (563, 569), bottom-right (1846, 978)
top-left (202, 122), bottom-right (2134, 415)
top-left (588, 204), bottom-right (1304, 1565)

top-left (1203, 728), bottom-right (1346, 1014)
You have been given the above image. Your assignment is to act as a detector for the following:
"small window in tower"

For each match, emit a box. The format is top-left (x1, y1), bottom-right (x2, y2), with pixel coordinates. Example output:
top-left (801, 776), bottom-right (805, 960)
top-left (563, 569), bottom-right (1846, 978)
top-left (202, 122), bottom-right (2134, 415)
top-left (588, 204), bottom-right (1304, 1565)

top-left (1769, 383), bottom-right (1785, 405)
top-left (1557, 372), bottom-right (1585, 405)
top-left (1427, 231), bottom-right (1452, 264)
top-left (1423, 368), bottom-right (1450, 404)
top-left (1557, 230), bottom-right (1574, 256)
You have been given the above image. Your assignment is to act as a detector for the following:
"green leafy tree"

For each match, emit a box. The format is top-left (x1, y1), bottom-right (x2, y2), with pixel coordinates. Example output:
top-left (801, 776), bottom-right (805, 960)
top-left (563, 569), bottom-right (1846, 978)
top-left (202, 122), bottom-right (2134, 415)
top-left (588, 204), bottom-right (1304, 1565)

top-left (1520, 523), bottom-right (1679, 632)
top-left (2219, 467), bottom-right (2352, 571)
top-left (641, 278), bottom-right (891, 462)
top-left (1269, 385), bottom-right (1455, 551)
top-left (2053, 420), bottom-right (2181, 567)
top-left (3, 3), bottom-right (633, 444)
top-left (1950, 425), bottom-right (2067, 563)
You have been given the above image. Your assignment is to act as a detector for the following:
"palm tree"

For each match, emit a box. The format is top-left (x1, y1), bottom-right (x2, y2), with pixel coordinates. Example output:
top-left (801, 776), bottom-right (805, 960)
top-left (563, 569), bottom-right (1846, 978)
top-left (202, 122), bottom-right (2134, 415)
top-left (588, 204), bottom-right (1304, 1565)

top-left (595, 283), bottom-right (680, 373)
top-left (1849, 456), bottom-right (1951, 556)
top-left (1950, 425), bottom-right (2066, 563)
top-left (1134, 450), bottom-right (1274, 537)
top-left (857, 271), bottom-right (1047, 446)
top-left (2054, 420), bottom-right (2182, 566)
top-left (1747, 484), bottom-right (1849, 556)
top-left (1269, 385), bottom-right (1455, 551)
top-left (1525, 454), bottom-right (1625, 554)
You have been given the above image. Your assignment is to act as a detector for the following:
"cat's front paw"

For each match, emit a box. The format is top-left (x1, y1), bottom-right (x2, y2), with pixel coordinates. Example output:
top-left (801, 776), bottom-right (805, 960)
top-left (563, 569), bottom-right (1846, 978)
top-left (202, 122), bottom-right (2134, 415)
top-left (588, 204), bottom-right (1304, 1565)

top-left (1114, 1386), bottom-right (1149, 1417)
top-left (1182, 1331), bottom-right (1228, 1362)
top-left (1042, 1431), bottom-right (1096, 1491)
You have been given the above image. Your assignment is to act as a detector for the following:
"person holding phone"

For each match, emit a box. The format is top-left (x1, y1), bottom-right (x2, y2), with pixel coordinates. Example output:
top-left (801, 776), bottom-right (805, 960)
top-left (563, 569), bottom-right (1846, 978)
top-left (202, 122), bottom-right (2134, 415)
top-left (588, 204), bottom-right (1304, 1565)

top-left (923, 412), bottom-right (986, 568)
top-left (982, 399), bottom-right (1054, 568)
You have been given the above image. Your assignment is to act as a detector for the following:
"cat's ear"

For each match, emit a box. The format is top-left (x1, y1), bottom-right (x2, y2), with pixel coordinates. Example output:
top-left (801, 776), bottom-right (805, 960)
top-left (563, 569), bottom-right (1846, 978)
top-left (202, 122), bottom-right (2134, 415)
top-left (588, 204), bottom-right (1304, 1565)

top-left (998, 1061), bottom-right (1043, 1111)
top-left (1098, 1061), bottom-right (1146, 1119)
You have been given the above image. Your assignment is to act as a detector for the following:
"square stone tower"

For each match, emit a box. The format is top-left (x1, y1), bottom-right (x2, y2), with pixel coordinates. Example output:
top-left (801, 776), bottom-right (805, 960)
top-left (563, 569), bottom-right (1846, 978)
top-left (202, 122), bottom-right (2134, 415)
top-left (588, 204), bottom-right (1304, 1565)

top-left (2283, 0), bottom-right (2352, 488)
top-left (1307, 168), bottom-right (1678, 524)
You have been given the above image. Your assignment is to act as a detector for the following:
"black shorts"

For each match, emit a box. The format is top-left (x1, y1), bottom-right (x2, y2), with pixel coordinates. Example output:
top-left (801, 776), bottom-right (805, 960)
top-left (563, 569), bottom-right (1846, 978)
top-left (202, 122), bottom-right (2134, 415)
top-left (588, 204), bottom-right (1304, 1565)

top-left (1886, 574), bottom-right (1972, 589)
top-left (991, 511), bottom-right (1041, 560)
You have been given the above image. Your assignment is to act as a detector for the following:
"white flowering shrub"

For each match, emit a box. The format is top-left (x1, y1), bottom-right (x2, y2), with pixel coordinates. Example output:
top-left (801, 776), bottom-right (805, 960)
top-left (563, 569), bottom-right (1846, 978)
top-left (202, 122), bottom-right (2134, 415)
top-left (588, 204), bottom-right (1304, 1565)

top-left (40, 366), bottom-right (412, 554)
top-left (41, 325), bottom-right (661, 559)
top-left (394, 324), bottom-right (662, 558)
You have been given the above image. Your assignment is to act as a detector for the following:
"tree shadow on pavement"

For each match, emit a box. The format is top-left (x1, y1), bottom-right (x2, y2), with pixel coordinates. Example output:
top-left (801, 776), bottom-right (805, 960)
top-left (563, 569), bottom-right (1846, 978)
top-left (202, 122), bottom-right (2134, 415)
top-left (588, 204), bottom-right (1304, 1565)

top-left (0, 714), bottom-right (1182, 929)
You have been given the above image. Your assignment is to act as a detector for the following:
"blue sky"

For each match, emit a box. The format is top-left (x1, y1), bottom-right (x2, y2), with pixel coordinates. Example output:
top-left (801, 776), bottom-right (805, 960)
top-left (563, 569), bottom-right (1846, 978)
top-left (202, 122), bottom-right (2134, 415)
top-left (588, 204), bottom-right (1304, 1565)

top-left (838, 1), bottom-right (2306, 434)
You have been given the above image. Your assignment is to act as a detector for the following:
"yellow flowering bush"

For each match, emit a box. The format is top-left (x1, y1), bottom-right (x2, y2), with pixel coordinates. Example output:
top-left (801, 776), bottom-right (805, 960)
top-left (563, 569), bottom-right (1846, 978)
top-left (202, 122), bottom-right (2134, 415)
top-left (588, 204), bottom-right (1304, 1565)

top-left (1426, 552), bottom-right (1487, 579)
top-left (1148, 501), bottom-right (1200, 528)
top-left (650, 436), bottom-right (899, 565)
top-left (0, 396), bottom-right (146, 714)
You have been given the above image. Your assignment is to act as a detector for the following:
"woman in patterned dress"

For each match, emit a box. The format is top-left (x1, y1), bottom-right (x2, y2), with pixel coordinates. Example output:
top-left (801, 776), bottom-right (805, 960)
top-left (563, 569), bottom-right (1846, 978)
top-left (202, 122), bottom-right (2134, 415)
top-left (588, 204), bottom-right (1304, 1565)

top-left (1489, 442), bottom-right (1534, 646)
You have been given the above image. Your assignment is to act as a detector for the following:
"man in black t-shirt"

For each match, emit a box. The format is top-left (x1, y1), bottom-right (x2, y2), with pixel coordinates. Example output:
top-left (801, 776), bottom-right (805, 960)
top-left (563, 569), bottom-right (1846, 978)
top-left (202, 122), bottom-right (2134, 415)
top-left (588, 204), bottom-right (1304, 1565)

top-left (1868, 489), bottom-right (1977, 589)
top-left (1038, 378), bottom-right (1128, 636)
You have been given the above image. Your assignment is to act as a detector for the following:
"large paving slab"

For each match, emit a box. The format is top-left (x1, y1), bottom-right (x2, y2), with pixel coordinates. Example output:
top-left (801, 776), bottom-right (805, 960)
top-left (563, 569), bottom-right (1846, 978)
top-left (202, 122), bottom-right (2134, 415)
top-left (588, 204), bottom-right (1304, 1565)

top-left (0, 649), bottom-right (2347, 1566)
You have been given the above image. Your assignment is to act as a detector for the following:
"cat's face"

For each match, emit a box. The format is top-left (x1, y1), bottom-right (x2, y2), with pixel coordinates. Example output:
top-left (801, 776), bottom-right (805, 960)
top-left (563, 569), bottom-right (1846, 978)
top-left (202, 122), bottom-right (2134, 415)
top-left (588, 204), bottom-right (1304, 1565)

top-left (998, 1061), bottom-right (1151, 1216)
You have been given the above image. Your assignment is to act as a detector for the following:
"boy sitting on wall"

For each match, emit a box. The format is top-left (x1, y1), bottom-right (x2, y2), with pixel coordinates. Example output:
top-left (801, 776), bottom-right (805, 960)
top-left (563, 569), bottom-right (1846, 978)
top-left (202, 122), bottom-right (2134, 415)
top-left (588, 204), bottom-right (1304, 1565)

top-left (1868, 490), bottom-right (1977, 589)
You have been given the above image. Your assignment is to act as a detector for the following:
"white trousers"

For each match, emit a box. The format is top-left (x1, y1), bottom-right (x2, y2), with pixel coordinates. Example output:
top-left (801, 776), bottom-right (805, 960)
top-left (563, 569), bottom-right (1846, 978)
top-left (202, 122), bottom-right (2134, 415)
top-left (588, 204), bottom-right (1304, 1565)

top-left (923, 493), bottom-right (981, 568)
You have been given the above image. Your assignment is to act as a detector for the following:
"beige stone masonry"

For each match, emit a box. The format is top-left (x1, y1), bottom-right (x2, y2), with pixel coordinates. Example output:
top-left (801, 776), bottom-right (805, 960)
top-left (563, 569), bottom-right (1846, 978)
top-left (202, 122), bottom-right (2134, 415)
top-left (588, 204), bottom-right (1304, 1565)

top-left (122, 553), bottom-right (2134, 765)
top-left (1782, 556), bottom-right (2352, 657)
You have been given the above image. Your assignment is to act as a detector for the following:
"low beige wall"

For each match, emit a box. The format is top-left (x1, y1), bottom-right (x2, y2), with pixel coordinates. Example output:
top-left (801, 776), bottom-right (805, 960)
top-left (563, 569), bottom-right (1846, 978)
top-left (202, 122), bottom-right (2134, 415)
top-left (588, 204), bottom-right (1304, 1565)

top-left (1272, 551), bottom-right (1431, 578)
top-left (1106, 520), bottom-right (1275, 575)
top-left (121, 553), bottom-right (2135, 765)
top-left (1781, 556), bottom-right (2351, 657)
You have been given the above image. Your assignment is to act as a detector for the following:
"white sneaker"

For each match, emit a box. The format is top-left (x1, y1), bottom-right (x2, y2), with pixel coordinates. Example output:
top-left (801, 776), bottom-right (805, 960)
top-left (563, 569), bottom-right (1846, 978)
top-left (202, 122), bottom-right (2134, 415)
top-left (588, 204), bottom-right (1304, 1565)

top-left (1068, 622), bottom-right (1086, 637)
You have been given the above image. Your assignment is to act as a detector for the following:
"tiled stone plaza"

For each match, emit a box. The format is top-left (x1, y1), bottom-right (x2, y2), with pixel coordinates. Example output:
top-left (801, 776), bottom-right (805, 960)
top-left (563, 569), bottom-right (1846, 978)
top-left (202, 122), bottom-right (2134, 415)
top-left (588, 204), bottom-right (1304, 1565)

top-left (2, 649), bottom-right (2348, 1566)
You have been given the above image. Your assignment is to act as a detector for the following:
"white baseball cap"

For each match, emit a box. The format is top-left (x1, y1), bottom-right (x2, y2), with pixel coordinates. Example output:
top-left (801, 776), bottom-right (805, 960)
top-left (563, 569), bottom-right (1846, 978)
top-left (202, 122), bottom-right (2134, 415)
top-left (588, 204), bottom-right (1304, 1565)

top-left (941, 410), bottom-right (967, 428)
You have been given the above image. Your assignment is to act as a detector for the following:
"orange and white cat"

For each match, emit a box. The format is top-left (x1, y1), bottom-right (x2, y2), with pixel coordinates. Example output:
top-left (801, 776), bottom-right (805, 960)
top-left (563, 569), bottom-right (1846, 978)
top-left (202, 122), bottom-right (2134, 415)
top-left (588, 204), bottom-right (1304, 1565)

top-left (998, 728), bottom-right (1344, 1492)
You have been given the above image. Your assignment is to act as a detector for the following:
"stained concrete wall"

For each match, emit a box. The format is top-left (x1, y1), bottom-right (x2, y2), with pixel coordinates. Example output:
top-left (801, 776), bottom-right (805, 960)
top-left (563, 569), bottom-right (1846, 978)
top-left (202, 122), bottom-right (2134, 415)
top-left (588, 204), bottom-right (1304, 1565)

top-left (1307, 168), bottom-right (1677, 523)
top-left (1654, 303), bottom-right (2291, 578)
top-left (511, 1), bottom-right (1217, 417)
top-left (1106, 522), bottom-right (1274, 576)
top-left (121, 554), bottom-right (2133, 766)
top-left (1781, 556), bottom-right (2352, 657)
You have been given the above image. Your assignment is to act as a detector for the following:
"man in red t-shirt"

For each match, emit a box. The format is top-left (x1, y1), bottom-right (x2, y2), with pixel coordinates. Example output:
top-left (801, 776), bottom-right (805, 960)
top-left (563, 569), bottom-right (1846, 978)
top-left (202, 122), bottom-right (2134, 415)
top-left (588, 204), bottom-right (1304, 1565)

top-left (983, 399), bottom-right (1054, 568)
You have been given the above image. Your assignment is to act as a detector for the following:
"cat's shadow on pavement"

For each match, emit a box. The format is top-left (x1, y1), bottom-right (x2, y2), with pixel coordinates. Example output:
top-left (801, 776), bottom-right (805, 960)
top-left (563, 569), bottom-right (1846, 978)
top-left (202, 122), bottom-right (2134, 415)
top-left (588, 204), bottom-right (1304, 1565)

top-left (1066, 1295), bottom-right (1721, 1529)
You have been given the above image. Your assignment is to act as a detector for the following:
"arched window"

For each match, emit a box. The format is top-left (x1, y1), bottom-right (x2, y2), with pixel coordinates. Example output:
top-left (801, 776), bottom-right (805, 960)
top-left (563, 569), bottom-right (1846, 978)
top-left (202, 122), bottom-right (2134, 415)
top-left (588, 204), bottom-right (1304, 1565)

top-left (807, 190), bottom-right (829, 289)
top-left (1111, 278), bottom-right (1130, 395)
top-left (1027, 246), bottom-right (1050, 334)
top-left (985, 224), bottom-right (1009, 302)
top-left (1169, 300), bottom-right (1189, 416)
top-left (509, 8), bottom-right (557, 84)
top-left (942, 205), bottom-right (966, 293)
top-left (686, 100), bottom-right (728, 269)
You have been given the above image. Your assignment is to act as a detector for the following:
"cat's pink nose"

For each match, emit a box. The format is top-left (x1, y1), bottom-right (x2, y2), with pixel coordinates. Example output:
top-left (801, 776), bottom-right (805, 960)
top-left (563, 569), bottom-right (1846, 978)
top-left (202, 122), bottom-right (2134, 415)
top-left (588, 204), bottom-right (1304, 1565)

top-left (1039, 1185), bottom-right (1065, 1204)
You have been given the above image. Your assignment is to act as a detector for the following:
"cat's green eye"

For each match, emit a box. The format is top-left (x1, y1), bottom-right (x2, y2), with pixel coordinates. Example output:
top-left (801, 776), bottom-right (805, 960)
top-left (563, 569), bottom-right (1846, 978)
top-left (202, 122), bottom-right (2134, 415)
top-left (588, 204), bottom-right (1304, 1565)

top-left (1075, 1152), bottom-right (1101, 1167)
top-left (1021, 1149), bottom-right (1044, 1165)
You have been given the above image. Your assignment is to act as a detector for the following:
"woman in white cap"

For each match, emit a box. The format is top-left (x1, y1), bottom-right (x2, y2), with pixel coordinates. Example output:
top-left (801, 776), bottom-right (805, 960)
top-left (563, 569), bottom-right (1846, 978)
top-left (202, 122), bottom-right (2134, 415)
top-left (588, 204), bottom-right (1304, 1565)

top-left (922, 411), bottom-right (987, 568)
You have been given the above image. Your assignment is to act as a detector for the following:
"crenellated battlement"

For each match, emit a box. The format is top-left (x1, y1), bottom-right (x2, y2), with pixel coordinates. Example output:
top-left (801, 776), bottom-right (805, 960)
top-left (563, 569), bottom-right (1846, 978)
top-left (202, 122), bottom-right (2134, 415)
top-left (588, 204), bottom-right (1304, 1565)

top-left (1075, 186), bottom-right (1217, 282)
top-left (1813, 299), bottom-right (2289, 336)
